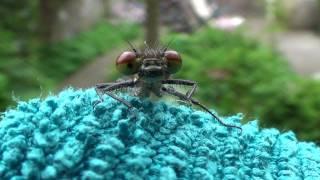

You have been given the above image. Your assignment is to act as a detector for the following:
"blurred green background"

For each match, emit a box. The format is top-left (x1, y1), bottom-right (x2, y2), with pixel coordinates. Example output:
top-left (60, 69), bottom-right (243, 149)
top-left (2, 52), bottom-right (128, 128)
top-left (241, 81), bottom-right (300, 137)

top-left (1, 0), bottom-right (320, 143)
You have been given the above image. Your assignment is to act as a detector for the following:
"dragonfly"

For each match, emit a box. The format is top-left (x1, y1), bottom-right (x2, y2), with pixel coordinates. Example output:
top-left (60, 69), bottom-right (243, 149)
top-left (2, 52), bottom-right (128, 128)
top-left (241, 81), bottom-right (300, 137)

top-left (95, 42), bottom-right (242, 131)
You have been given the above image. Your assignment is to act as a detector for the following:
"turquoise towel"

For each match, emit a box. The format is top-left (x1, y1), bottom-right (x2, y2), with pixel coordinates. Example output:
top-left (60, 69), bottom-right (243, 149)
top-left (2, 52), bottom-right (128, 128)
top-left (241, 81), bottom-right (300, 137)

top-left (0, 88), bottom-right (319, 179)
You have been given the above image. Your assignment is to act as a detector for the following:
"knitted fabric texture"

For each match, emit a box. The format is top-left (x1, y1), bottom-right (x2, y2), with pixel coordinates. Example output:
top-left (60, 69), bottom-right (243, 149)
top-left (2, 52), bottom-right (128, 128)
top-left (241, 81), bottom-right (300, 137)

top-left (0, 88), bottom-right (319, 179)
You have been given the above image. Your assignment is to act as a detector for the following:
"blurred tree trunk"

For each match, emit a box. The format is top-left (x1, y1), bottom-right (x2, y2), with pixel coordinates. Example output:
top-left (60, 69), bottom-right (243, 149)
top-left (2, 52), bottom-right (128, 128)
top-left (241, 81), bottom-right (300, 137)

top-left (39, 0), bottom-right (61, 44)
top-left (102, 0), bottom-right (111, 18)
top-left (145, 0), bottom-right (160, 47)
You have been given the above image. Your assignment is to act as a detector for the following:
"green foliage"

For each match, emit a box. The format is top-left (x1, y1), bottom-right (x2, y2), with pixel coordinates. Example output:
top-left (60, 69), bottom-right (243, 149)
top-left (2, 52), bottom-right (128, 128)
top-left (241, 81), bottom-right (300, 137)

top-left (0, 29), bottom-right (42, 111)
top-left (162, 27), bottom-right (320, 142)
top-left (0, 22), bottom-right (140, 112)
top-left (0, 73), bottom-right (9, 109)
top-left (263, 79), bottom-right (320, 141)
top-left (0, 0), bottom-right (42, 111)
top-left (0, 0), bottom-right (38, 55)
top-left (168, 28), bottom-right (294, 113)
top-left (0, 0), bottom-right (37, 32)
top-left (0, 0), bottom-right (141, 112)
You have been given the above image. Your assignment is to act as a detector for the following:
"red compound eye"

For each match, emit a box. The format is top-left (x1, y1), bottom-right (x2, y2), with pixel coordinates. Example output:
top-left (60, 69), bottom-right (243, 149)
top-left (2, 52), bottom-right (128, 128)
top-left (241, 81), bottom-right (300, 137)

top-left (116, 51), bottom-right (138, 75)
top-left (165, 50), bottom-right (182, 74)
